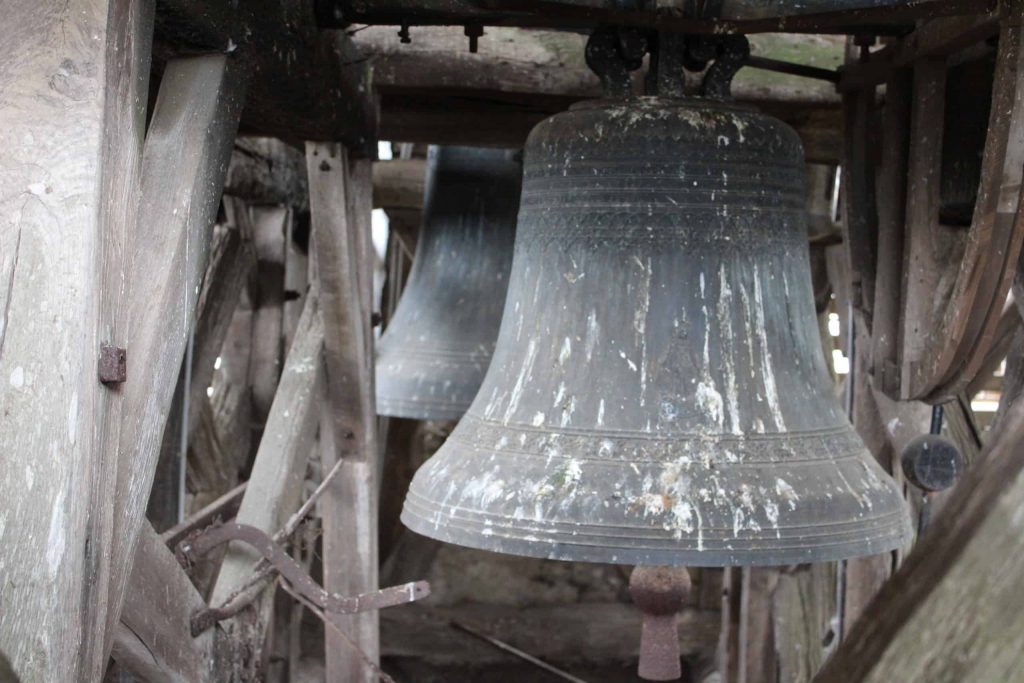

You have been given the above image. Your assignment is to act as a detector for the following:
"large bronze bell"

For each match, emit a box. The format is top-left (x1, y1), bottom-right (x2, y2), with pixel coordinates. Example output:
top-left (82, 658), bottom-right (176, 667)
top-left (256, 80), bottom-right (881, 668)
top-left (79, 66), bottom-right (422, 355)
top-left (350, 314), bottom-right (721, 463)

top-left (376, 146), bottom-right (521, 420)
top-left (401, 96), bottom-right (911, 566)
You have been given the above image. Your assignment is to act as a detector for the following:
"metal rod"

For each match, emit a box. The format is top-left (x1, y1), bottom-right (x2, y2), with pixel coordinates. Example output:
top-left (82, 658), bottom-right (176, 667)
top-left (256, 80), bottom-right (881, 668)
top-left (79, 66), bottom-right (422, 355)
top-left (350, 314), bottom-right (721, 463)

top-left (450, 620), bottom-right (591, 683)
top-left (745, 55), bottom-right (840, 83)
top-left (178, 329), bottom-right (195, 524)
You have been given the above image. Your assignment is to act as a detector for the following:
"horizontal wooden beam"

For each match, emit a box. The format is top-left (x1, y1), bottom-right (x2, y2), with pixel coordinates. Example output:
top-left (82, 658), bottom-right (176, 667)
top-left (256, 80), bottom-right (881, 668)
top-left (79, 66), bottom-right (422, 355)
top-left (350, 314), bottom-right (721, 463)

top-left (332, 0), bottom-right (990, 34)
top-left (155, 0), bottom-right (376, 151)
top-left (360, 27), bottom-right (843, 162)
top-left (839, 11), bottom-right (999, 92)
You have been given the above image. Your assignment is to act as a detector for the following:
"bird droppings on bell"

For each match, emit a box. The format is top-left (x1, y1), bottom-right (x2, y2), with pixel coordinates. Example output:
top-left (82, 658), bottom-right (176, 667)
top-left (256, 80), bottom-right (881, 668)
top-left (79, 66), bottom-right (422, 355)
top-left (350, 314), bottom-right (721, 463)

top-left (401, 95), bottom-right (912, 567)
top-left (375, 145), bottom-right (521, 421)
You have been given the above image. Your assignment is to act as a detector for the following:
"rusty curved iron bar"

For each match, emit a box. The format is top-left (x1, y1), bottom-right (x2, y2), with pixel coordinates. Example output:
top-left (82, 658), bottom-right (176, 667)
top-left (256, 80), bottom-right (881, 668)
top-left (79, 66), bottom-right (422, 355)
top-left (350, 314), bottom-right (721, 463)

top-left (177, 522), bottom-right (430, 635)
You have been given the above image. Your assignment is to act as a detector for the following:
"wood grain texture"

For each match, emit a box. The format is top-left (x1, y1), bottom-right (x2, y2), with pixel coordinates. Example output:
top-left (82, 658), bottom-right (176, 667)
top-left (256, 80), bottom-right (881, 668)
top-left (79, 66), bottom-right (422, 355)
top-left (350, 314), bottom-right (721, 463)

top-left (212, 295), bottom-right (324, 598)
top-left (0, 1), bottom-right (153, 679)
top-left (307, 144), bottom-right (380, 682)
top-left (103, 53), bottom-right (248, 666)
top-left (815, 396), bottom-right (1024, 682)
top-left (113, 522), bottom-right (217, 682)
top-left (904, 0), bottom-right (1024, 399)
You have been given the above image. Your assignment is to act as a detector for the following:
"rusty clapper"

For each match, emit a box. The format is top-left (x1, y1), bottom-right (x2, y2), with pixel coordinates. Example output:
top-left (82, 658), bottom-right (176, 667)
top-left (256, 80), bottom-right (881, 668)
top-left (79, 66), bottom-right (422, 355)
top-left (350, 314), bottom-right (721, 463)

top-left (400, 34), bottom-right (910, 569)
top-left (375, 146), bottom-right (521, 420)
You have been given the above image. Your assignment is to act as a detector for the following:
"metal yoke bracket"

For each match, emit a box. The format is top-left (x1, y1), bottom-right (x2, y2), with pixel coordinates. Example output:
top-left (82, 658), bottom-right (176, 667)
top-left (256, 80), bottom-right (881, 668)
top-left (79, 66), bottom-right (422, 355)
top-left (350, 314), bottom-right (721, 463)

top-left (586, 20), bottom-right (750, 101)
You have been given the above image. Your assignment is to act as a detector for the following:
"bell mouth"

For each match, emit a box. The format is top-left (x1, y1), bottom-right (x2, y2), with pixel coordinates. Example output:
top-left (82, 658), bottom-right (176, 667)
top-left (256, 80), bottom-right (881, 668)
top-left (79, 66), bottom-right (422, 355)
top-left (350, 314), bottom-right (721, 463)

top-left (401, 414), bottom-right (912, 567)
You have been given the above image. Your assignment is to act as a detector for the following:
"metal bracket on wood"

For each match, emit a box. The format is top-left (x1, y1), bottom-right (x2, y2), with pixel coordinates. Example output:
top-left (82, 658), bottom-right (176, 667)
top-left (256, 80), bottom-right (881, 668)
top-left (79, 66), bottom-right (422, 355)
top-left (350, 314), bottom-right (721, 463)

top-left (98, 344), bottom-right (127, 384)
top-left (177, 522), bottom-right (430, 636)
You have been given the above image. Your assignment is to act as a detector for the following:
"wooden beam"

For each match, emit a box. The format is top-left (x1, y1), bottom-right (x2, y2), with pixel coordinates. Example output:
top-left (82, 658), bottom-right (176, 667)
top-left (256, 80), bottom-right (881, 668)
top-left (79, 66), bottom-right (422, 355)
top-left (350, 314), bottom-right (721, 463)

top-left (897, 58), bottom-right (950, 398)
top-left (307, 144), bottom-right (380, 681)
top-left (155, 0), bottom-right (375, 151)
top-left (902, 0), bottom-right (1024, 400)
top-left (869, 68), bottom-right (913, 397)
top-left (113, 522), bottom-right (218, 682)
top-left (373, 159), bottom-right (427, 211)
top-left (816, 395), bottom-right (1024, 682)
top-left (839, 11), bottom-right (999, 92)
top-left (209, 294), bottom-right (324, 668)
top-left (225, 138), bottom-right (309, 212)
top-left (334, 0), bottom-right (991, 34)
top-left (359, 26), bottom-right (843, 162)
top-left (0, 1), bottom-right (153, 678)
top-left (103, 53), bottom-right (248, 662)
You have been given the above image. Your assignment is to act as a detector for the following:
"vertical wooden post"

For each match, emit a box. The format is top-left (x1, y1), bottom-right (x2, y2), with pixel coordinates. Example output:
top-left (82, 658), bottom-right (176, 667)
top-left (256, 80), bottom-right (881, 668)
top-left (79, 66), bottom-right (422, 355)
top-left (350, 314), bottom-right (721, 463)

top-left (307, 144), bottom-right (380, 682)
top-left (898, 59), bottom-right (949, 397)
top-left (104, 53), bottom-right (248, 663)
top-left (0, 1), bottom-right (153, 679)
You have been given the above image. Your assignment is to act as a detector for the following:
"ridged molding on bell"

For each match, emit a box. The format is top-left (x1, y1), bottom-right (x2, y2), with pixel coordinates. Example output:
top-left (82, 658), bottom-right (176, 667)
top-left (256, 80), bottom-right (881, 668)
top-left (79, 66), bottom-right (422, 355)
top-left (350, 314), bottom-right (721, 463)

top-left (376, 146), bottom-right (522, 420)
top-left (402, 97), bottom-right (911, 566)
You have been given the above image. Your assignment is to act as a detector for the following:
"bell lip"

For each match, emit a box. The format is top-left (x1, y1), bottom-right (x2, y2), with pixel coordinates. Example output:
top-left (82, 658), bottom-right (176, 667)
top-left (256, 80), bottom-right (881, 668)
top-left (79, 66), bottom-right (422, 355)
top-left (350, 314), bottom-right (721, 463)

top-left (375, 396), bottom-right (468, 422)
top-left (568, 95), bottom-right (757, 115)
top-left (400, 499), bottom-right (912, 568)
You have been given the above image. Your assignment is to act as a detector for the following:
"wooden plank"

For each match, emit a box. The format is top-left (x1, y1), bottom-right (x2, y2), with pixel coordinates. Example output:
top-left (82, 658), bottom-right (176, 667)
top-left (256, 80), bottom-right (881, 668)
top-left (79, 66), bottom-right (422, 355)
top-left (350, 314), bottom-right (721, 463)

top-left (249, 206), bottom-right (289, 427)
top-left (210, 293), bottom-right (324, 608)
top-left (815, 396), bottom-right (1024, 682)
top-left (103, 53), bottom-right (248, 662)
top-left (840, 83), bottom-right (879, 317)
top-left (154, 0), bottom-right (375, 151)
top-left (897, 58), bottom-right (951, 398)
top-left (906, 1), bottom-right (1024, 399)
top-left (870, 68), bottom-right (913, 398)
top-left (335, 0), bottom-right (991, 34)
top-left (719, 567), bottom-right (744, 683)
top-left (771, 564), bottom-right (838, 683)
top-left (373, 159), bottom-right (427, 211)
top-left (113, 522), bottom-right (217, 682)
top-left (359, 26), bottom-right (842, 162)
top-left (0, 1), bottom-right (154, 678)
top-left (308, 144), bottom-right (380, 682)
top-left (738, 568), bottom-right (780, 683)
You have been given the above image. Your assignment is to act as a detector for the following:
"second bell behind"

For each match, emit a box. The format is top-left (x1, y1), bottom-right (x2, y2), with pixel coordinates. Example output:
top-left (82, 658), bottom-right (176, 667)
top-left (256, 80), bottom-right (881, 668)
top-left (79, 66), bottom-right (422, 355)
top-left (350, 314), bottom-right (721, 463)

top-left (376, 146), bottom-right (521, 421)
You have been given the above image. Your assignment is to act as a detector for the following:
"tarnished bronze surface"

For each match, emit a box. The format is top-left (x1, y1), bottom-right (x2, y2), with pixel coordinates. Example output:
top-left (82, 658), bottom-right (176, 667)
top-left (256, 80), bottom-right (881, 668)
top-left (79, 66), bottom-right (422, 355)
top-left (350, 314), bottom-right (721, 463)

top-left (375, 146), bottom-right (521, 420)
top-left (402, 97), bottom-right (910, 566)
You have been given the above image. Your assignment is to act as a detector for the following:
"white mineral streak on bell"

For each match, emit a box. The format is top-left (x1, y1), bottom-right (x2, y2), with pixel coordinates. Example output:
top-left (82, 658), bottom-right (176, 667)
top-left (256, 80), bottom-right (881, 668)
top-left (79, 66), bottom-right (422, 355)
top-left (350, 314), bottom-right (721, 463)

top-left (532, 412), bottom-right (546, 426)
top-left (836, 465), bottom-right (871, 509)
top-left (559, 337), bottom-right (572, 366)
top-left (597, 399), bottom-right (606, 426)
top-left (553, 382), bottom-right (566, 406)
top-left (635, 257), bottom-right (652, 406)
top-left (696, 381), bottom-right (724, 428)
top-left (562, 459), bottom-right (583, 488)
top-left (775, 478), bottom-right (799, 510)
top-left (560, 396), bottom-right (577, 428)
top-left (503, 338), bottom-right (539, 424)
top-left (619, 350), bottom-right (638, 372)
top-left (764, 500), bottom-right (781, 538)
top-left (585, 309), bottom-right (600, 361)
top-left (718, 264), bottom-right (741, 435)
top-left (639, 493), bottom-right (665, 516)
top-left (752, 265), bottom-right (786, 431)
